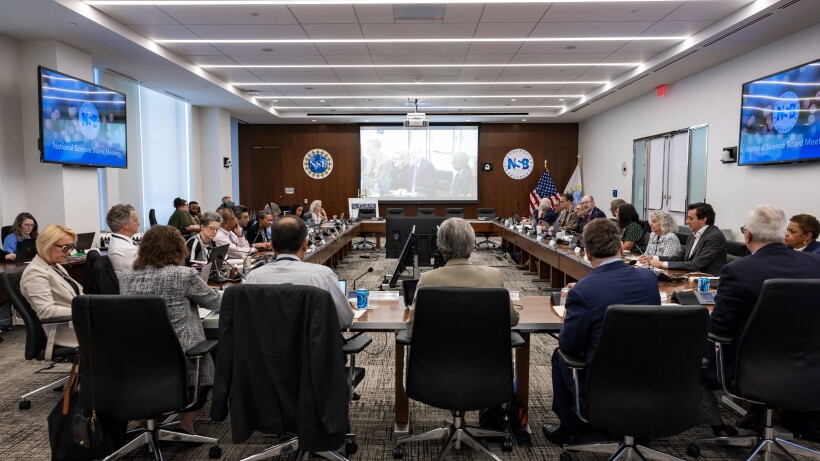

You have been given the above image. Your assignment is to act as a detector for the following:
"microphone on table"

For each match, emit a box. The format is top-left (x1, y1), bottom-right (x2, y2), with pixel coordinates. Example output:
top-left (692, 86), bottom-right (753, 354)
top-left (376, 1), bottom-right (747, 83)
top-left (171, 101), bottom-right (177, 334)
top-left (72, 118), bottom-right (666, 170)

top-left (216, 254), bottom-right (246, 281)
top-left (353, 267), bottom-right (374, 291)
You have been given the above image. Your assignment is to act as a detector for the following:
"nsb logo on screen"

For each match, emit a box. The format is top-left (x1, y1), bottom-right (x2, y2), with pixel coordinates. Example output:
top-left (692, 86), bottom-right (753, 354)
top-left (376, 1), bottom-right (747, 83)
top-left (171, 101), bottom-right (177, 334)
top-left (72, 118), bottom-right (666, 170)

top-left (502, 149), bottom-right (534, 180)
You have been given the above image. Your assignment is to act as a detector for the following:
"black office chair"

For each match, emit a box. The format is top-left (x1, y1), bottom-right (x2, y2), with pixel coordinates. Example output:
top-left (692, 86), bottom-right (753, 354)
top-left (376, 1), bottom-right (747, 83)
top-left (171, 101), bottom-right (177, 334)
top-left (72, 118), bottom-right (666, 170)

top-left (446, 208), bottom-right (465, 218)
top-left (559, 304), bottom-right (709, 461)
top-left (72, 295), bottom-right (221, 460)
top-left (1, 224), bottom-right (11, 242)
top-left (212, 284), bottom-right (362, 460)
top-left (693, 279), bottom-right (820, 461)
top-left (354, 208), bottom-right (377, 249)
top-left (725, 240), bottom-right (750, 263)
top-left (0, 266), bottom-right (76, 410)
top-left (394, 287), bottom-right (514, 460)
top-left (417, 208), bottom-right (436, 216)
top-left (476, 208), bottom-right (498, 249)
top-left (387, 208), bottom-right (405, 217)
top-left (82, 251), bottom-right (120, 295)
top-left (148, 208), bottom-right (158, 227)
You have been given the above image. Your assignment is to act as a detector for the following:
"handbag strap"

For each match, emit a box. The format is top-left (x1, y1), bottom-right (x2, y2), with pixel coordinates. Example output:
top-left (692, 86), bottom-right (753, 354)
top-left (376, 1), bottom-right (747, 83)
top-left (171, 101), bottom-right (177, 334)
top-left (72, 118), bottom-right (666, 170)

top-left (61, 357), bottom-right (80, 415)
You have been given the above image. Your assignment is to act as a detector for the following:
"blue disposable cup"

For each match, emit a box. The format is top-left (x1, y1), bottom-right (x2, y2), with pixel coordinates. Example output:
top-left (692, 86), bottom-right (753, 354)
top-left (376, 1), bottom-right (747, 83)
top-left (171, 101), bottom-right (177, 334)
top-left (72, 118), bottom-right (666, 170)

top-left (698, 277), bottom-right (710, 292)
top-left (356, 289), bottom-right (369, 309)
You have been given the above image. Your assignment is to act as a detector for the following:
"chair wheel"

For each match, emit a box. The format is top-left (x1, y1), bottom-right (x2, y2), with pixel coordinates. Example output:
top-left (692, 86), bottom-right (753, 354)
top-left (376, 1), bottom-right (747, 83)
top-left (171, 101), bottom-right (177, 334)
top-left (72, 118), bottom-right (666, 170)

top-left (502, 436), bottom-right (513, 452)
top-left (686, 442), bottom-right (700, 458)
top-left (19, 400), bottom-right (31, 410)
top-left (392, 445), bottom-right (404, 459)
top-left (560, 452), bottom-right (573, 461)
top-left (345, 441), bottom-right (358, 456)
top-left (208, 445), bottom-right (222, 458)
top-left (352, 392), bottom-right (361, 401)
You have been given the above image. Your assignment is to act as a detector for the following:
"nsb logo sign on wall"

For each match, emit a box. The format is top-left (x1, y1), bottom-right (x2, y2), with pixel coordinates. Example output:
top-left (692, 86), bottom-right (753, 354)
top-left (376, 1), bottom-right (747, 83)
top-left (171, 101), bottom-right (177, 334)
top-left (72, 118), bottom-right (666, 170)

top-left (303, 148), bottom-right (334, 179)
top-left (502, 149), bottom-right (534, 180)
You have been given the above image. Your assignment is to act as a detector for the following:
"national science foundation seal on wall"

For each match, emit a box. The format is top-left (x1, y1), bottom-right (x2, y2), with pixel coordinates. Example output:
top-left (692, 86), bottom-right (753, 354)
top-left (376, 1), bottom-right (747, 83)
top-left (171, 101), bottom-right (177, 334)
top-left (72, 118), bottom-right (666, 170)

top-left (303, 148), bottom-right (333, 179)
top-left (502, 148), bottom-right (534, 180)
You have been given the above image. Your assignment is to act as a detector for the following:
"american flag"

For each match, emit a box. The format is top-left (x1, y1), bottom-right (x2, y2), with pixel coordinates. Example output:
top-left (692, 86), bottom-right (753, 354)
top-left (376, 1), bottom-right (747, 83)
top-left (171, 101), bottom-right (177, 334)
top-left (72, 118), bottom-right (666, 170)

top-left (529, 168), bottom-right (560, 214)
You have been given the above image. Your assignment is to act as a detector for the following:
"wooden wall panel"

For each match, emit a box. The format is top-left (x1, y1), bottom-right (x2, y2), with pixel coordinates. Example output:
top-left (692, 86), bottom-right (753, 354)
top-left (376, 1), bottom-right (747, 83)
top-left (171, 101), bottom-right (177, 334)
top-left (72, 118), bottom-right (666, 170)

top-left (239, 123), bottom-right (578, 219)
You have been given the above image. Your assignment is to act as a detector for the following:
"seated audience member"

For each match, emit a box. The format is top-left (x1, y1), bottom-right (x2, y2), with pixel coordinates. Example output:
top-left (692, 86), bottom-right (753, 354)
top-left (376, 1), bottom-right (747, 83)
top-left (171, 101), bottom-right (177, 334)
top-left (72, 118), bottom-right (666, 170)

top-left (406, 218), bottom-right (519, 337)
top-left (289, 203), bottom-right (305, 220)
top-left (119, 225), bottom-right (220, 435)
top-left (214, 208), bottom-right (255, 260)
top-left (3, 212), bottom-right (38, 254)
top-left (575, 195), bottom-right (607, 233)
top-left (221, 196), bottom-right (234, 208)
top-left (703, 205), bottom-right (820, 440)
top-left (246, 211), bottom-right (273, 251)
top-left (533, 198), bottom-right (558, 227)
top-left (263, 202), bottom-right (282, 218)
top-left (232, 205), bottom-right (251, 236)
top-left (640, 209), bottom-right (682, 258)
top-left (106, 203), bottom-right (140, 272)
top-left (550, 193), bottom-right (580, 234)
top-left (544, 219), bottom-right (660, 446)
top-left (644, 202), bottom-right (726, 276)
top-left (785, 213), bottom-right (820, 254)
top-left (609, 199), bottom-right (626, 218)
top-left (188, 201), bottom-right (202, 221)
top-left (245, 216), bottom-right (353, 328)
top-left (167, 197), bottom-right (200, 233)
top-left (20, 224), bottom-right (84, 348)
top-left (185, 212), bottom-right (221, 265)
top-left (616, 203), bottom-right (646, 253)
top-left (307, 200), bottom-right (328, 225)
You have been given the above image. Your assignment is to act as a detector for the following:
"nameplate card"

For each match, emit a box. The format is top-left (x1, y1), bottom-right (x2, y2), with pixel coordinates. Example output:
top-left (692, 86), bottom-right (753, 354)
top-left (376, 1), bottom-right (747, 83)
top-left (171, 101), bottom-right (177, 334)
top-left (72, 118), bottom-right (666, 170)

top-left (509, 291), bottom-right (520, 300)
top-left (573, 246), bottom-right (582, 254)
top-left (369, 291), bottom-right (399, 300)
top-left (552, 305), bottom-right (566, 318)
top-left (549, 239), bottom-right (557, 247)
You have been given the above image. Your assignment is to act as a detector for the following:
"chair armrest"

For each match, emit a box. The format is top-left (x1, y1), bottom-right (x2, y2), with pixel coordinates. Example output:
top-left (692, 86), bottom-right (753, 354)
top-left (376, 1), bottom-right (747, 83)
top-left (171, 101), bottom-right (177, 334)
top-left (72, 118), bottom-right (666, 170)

top-left (557, 349), bottom-right (586, 369)
top-left (42, 316), bottom-right (72, 325)
top-left (343, 334), bottom-right (372, 354)
top-left (511, 332), bottom-right (525, 348)
top-left (708, 332), bottom-right (733, 344)
top-left (186, 339), bottom-right (218, 358)
top-left (396, 330), bottom-right (411, 345)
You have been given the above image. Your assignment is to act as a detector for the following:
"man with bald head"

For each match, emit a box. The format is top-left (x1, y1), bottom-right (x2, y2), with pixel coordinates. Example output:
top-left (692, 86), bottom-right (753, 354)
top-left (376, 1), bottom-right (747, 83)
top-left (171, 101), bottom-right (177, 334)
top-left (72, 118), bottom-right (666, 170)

top-left (575, 195), bottom-right (607, 233)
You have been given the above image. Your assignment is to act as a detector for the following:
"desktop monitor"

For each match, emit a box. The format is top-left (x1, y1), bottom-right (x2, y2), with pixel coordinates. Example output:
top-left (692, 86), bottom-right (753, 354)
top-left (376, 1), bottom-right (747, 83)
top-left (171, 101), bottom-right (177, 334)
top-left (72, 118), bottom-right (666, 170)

top-left (389, 225), bottom-right (416, 288)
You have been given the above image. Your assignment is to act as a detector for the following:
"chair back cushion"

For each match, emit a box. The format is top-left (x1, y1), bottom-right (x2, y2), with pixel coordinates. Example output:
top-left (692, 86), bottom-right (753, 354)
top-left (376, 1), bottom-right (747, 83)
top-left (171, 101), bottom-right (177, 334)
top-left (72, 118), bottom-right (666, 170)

top-left (585, 305), bottom-right (708, 439)
top-left (357, 208), bottom-right (376, 219)
top-left (387, 208), bottom-right (405, 217)
top-left (477, 208), bottom-right (497, 219)
top-left (72, 295), bottom-right (188, 420)
top-left (1, 267), bottom-right (47, 360)
top-left (735, 279), bottom-right (820, 410)
top-left (407, 287), bottom-right (513, 411)
top-left (446, 208), bottom-right (465, 218)
top-left (148, 208), bottom-right (158, 226)
top-left (417, 208), bottom-right (435, 216)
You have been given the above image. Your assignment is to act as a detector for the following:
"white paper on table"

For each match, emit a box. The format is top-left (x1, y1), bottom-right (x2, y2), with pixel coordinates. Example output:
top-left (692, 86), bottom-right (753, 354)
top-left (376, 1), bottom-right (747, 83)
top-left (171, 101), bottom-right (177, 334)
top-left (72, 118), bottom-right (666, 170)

top-left (552, 305), bottom-right (566, 318)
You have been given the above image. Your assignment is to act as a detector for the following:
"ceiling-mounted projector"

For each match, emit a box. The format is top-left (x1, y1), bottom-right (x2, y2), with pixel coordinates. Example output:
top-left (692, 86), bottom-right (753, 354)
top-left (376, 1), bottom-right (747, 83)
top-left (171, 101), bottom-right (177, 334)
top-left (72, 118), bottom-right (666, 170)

top-left (404, 112), bottom-right (428, 129)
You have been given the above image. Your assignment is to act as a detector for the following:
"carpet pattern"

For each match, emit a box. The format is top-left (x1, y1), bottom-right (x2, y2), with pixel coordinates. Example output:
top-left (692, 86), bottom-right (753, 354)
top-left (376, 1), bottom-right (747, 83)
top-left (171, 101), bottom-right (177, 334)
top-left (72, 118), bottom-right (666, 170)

top-left (0, 240), bottom-right (816, 460)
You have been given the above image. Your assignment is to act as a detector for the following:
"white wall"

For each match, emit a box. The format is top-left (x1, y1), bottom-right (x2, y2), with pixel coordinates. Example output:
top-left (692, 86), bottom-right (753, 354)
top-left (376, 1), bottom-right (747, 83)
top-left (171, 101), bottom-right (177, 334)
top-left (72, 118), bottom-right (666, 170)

top-left (579, 23), bottom-right (820, 240)
top-left (0, 34), bottom-right (25, 224)
top-left (196, 107), bottom-right (233, 211)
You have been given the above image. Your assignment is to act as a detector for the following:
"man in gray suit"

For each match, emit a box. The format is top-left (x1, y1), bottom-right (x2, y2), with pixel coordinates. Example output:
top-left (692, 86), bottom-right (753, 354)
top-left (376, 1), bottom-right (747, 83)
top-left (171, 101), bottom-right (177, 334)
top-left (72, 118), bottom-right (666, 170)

top-left (405, 218), bottom-right (519, 336)
top-left (645, 202), bottom-right (727, 276)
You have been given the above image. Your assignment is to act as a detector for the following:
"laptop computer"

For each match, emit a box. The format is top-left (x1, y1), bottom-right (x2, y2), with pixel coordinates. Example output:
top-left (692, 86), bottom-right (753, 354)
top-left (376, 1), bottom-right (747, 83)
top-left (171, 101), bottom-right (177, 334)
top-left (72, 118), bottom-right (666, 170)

top-left (338, 279), bottom-right (347, 295)
top-left (207, 244), bottom-right (230, 271)
top-left (15, 239), bottom-right (38, 262)
top-left (199, 262), bottom-right (213, 284)
top-left (74, 232), bottom-right (96, 252)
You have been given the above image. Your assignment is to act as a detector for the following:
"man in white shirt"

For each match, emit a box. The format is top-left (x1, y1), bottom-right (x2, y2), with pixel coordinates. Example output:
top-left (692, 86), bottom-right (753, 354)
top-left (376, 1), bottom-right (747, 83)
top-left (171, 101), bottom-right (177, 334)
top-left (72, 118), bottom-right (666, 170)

top-left (105, 203), bottom-right (140, 272)
top-left (214, 208), bottom-right (256, 260)
top-left (245, 216), bottom-right (354, 328)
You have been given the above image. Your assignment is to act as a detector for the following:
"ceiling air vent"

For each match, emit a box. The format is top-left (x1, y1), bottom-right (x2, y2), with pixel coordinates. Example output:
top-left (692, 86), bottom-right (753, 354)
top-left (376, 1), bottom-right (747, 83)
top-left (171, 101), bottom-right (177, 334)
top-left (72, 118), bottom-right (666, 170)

top-left (778, 0), bottom-right (801, 10)
top-left (104, 68), bottom-right (142, 84)
top-left (701, 13), bottom-right (773, 48)
top-left (614, 73), bottom-right (650, 91)
top-left (652, 49), bottom-right (700, 73)
top-left (163, 91), bottom-right (190, 102)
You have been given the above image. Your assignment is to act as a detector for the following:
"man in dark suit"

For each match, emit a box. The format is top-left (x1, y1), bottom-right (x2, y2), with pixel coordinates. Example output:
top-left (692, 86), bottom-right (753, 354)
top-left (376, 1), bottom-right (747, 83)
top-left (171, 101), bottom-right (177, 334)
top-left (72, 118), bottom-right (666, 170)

top-left (407, 150), bottom-right (437, 197)
top-left (575, 195), bottom-right (607, 233)
top-left (647, 202), bottom-right (727, 276)
top-left (544, 219), bottom-right (661, 446)
top-left (448, 152), bottom-right (475, 197)
top-left (702, 205), bottom-right (820, 439)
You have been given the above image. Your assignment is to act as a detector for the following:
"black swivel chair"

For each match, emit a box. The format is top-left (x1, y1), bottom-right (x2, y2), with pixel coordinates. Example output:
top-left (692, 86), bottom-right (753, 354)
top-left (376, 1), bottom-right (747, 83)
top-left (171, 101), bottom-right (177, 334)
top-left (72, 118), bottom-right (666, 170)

top-left (394, 287), bottom-right (514, 460)
top-left (1, 225), bottom-right (11, 242)
top-left (725, 241), bottom-right (750, 263)
top-left (559, 304), bottom-right (709, 461)
top-left (213, 284), bottom-right (363, 461)
top-left (354, 208), bottom-right (377, 249)
top-left (0, 266), bottom-right (76, 410)
top-left (445, 208), bottom-right (465, 218)
top-left (693, 279), bottom-right (820, 461)
top-left (476, 208), bottom-right (498, 249)
top-left (387, 208), bottom-right (405, 217)
top-left (72, 295), bottom-right (221, 460)
top-left (417, 208), bottom-right (436, 216)
top-left (148, 208), bottom-right (158, 227)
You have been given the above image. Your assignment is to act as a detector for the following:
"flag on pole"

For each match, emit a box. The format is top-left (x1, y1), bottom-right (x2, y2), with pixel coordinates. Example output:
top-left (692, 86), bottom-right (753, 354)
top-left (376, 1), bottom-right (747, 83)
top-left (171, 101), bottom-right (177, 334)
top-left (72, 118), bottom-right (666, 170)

top-left (564, 162), bottom-right (583, 205)
top-left (529, 166), bottom-right (561, 214)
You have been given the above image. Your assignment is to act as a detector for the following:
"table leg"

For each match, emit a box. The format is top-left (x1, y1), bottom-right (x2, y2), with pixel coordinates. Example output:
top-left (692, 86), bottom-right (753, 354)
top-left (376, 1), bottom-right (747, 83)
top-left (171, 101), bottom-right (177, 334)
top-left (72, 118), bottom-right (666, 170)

top-left (394, 341), bottom-right (410, 436)
top-left (515, 333), bottom-right (531, 418)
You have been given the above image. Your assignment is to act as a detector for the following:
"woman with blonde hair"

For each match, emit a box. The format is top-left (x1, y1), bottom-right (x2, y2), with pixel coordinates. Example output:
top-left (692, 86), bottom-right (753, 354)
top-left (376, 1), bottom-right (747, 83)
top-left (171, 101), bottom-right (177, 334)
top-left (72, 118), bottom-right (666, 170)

top-left (20, 224), bottom-right (83, 347)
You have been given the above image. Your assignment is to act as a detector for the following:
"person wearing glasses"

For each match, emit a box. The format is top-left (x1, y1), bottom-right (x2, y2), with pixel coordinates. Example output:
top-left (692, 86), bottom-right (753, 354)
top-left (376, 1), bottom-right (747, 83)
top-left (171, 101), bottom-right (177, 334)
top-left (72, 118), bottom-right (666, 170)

top-left (20, 224), bottom-right (83, 348)
top-left (550, 193), bottom-right (581, 234)
top-left (185, 212), bottom-right (222, 266)
top-left (167, 197), bottom-right (200, 233)
top-left (3, 212), bottom-right (38, 254)
top-left (214, 208), bottom-right (256, 259)
top-left (575, 195), bottom-right (607, 233)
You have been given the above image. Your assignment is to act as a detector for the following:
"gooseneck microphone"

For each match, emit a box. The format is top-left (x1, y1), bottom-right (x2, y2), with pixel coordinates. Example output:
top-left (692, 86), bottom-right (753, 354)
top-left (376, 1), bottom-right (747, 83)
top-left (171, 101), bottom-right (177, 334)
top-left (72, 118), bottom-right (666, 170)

top-left (216, 254), bottom-right (246, 281)
top-left (352, 267), bottom-right (374, 291)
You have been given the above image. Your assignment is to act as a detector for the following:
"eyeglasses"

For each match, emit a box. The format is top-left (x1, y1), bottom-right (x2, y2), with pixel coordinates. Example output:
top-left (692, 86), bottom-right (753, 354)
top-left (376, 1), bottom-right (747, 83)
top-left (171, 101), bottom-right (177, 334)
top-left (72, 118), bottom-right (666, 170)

top-left (580, 201), bottom-right (592, 206)
top-left (53, 244), bottom-right (76, 254)
top-left (22, 223), bottom-right (35, 228)
top-left (741, 226), bottom-right (747, 234)
top-left (205, 225), bottom-right (220, 232)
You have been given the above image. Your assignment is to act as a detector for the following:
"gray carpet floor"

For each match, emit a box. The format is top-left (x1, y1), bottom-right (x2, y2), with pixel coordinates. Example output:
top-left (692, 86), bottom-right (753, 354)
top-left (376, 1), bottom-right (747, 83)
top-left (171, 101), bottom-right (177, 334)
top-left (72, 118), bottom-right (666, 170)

top-left (0, 240), bottom-right (816, 460)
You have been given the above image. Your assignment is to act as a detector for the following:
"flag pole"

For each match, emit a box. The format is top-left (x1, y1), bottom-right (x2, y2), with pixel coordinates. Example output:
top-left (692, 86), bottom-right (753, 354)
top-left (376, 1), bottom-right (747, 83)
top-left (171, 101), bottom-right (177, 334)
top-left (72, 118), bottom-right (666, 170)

top-left (577, 154), bottom-right (584, 193)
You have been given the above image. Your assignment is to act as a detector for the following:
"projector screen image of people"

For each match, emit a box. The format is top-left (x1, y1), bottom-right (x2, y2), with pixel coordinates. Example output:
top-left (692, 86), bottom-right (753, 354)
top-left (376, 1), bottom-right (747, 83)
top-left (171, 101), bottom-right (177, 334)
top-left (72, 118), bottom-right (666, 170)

top-left (738, 59), bottom-right (820, 166)
top-left (38, 66), bottom-right (128, 168)
top-left (360, 125), bottom-right (479, 202)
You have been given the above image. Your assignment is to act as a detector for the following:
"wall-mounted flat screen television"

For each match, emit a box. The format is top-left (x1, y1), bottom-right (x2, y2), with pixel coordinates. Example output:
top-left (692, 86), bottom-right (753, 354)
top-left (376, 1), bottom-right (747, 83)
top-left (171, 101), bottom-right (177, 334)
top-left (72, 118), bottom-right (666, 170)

top-left (738, 59), bottom-right (820, 166)
top-left (38, 66), bottom-right (127, 168)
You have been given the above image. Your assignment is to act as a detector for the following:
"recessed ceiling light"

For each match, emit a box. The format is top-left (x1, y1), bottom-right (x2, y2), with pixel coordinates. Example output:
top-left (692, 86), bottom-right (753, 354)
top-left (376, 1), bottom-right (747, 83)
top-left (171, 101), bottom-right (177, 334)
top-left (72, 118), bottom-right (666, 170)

top-left (312, 119), bottom-right (317, 122)
top-left (256, 94), bottom-right (582, 99)
top-left (319, 99), bottom-right (325, 102)
top-left (559, 98), bottom-right (565, 101)
top-left (272, 99), bottom-right (278, 102)
top-left (156, 36), bottom-right (685, 44)
top-left (522, 119), bottom-right (527, 122)
top-left (364, 120), bottom-right (370, 122)
top-left (90, 1), bottom-right (690, 5)
top-left (235, 81), bottom-right (605, 86)
top-left (203, 62), bottom-right (639, 69)
top-left (466, 119), bottom-right (471, 122)
top-left (511, 98), bottom-right (517, 102)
